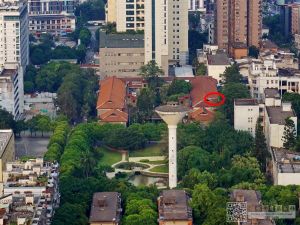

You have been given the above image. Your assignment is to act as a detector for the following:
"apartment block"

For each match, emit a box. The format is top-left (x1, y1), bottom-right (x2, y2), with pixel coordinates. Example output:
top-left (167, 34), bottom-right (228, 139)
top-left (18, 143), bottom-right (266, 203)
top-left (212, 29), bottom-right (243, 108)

top-left (28, 0), bottom-right (76, 35)
top-left (144, 0), bottom-right (189, 75)
top-left (234, 99), bottom-right (260, 137)
top-left (0, 66), bottom-right (24, 118)
top-left (105, 0), bottom-right (144, 32)
top-left (0, 0), bottom-right (29, 69)
top-left (99, 32), bottom-right (144, 77)
top-left (189, 0), bottom-right (205, 11)
top-left (89, 192), bottom-right (122, 225)
top-left (215, 0), bottom-right (262, 58)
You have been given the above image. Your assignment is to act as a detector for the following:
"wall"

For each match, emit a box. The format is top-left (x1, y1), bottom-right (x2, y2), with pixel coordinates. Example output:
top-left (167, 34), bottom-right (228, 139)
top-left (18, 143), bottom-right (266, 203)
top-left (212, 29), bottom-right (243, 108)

top-left (277, 173), bottom-right (300, 185)
top-left (234, 104), bottom-right (259, 137)
top-left (0, 133), bottom-right (15, 182)
top-left (207, 64), bottom-right (230, 83)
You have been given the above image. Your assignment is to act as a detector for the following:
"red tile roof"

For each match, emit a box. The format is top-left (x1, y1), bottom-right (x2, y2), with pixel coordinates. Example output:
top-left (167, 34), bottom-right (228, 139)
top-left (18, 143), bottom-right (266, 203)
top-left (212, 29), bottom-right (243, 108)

top-left (190, 76), bottom-right (218, 108)
top-left (97, 76), bottom-right (126, 110)
top-left (189, 107), bottom-right (215, 123)
top-left (99, 109), bottom-right (128, 123)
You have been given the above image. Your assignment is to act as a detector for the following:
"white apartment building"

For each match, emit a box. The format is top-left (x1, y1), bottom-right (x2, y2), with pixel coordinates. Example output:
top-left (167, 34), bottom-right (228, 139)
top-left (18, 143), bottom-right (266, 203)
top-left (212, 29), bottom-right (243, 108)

top-left (271, 148), bottom-right (300, 185)
top-left (206, 53), bottom-right (231, 83)
top-left (264, 96), bottom-right (297, 148)
top-left (0, 65), bottom-right (24, 118)
top-left (116, 0), bottom-right (144, 32)
top-left (234, 99), bottom-right (260, 137)
top-left (28, 0), bottom-right (76, 35)
top-left (0, 0), bottom-right (29, 69)
top-left (144, 0), bottom-right (189, 75)
top-left (249, 58), bottom-right (300, 100)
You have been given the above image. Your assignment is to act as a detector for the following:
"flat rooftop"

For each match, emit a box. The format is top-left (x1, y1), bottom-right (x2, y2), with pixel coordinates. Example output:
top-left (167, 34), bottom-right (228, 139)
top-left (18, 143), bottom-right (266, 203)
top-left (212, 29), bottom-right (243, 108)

top-left (235, 99), bottom-right (258, 106)
top-left (272, 148), bottom-right (300, 173)
top-left (0, 130), bottom-right (13, 158)
top-left (100, 32), bottom-right (144, 48)
top-left (89, 192), bottom-right (121, 223)
top-left (266, 106), bottom-right (295, 125)
top-left (155, 104), bottom-right (190, 113)
top-left (207, 53), bottom-right (230, 65)
top-left (158, 190), bottom-right (192, 221)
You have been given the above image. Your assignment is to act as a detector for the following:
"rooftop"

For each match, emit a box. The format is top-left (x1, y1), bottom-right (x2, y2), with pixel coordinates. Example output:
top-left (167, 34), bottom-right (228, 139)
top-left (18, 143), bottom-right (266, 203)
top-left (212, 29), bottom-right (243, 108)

top-left (260, 39), bottom-right (278, 50)
top-left (158, 190), bottom-right (192, 221)
top-left (266, 106), bottom-right (295, 124)
top-left (97, 76), bottom-right (126, 110)
top-left (155, 104), bottom-right (190, 113)
top-left (207, 53), bottom-right (230, 65)
top-left (100, 32), bottom-right (144, 48)
top-left (272, 148), bottom-right (300, 173)
top-left (0, 69), bottom-right (17, 79)
top-left (235, 99), bottom-right (258, 106)
top-left (190, 76), bottom-right (218, 108)
top-left (89, 192), bottom-right (121, 223)
top-left (0, 130), bottom-right (13, 158)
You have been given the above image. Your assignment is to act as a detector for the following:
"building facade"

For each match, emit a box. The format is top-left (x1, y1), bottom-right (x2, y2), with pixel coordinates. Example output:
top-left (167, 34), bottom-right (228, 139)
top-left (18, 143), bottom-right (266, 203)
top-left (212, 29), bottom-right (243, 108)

top-left (28, 0), bottom-right (76, 35)
top-left (0, 130), bottom-right (15, 182)
top-left (189, 0), bottom-right (205, 11)
top-left (144, 0), bottom-right (189, 75)
top-left (215, 0), bottom-right (262, 57)
top-left (99, 32), bottom-right (144, 77)
top-left (0, 67), bottom-right (24, 118)
top-left (234, 99), bottom-right (260, 137)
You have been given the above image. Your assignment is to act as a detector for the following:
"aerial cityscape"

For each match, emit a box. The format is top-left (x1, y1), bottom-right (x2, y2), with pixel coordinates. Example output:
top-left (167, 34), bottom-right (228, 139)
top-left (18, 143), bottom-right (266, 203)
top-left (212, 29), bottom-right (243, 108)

top-left (1, 0), bottom-right (300, 224)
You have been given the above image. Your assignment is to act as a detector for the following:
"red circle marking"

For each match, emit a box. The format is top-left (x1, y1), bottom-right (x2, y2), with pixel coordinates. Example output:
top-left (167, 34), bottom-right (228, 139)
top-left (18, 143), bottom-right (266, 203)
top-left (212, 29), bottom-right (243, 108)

top-left (203, 92), bottom-right (226, 107)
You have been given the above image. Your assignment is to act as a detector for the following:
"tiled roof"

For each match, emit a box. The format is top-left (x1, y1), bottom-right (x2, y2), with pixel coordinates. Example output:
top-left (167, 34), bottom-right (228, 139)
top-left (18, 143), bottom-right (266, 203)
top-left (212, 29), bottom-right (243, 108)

top-left (99, 109), bottom-right (128, 123)
top-left (189, 107), bottom-right (215, 123)
top-left (190, 76), bottom-right (218, 108)
top-left (97, 76), bottom-right (126, 110)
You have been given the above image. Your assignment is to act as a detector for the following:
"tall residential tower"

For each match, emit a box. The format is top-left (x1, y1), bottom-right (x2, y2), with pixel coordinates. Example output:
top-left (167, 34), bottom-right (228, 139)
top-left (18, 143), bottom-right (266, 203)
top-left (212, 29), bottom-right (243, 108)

top-left (215, 0), bottom-right (262, 58)
top-left (144, 0), bottom-right (189, 75)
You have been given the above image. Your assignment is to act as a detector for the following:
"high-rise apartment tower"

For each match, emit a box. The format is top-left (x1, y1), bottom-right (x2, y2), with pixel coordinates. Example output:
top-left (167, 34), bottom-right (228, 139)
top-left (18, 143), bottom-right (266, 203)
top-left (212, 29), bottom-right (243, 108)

top-left (144, 0), bottom-right (189, 75)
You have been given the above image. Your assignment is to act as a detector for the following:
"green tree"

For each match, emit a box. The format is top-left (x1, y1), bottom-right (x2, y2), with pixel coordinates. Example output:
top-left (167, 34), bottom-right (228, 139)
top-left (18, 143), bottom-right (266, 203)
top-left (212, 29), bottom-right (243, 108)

top-left (0, 109), bottom-right (16, 131)
top-left (75, 0), bottom-right (106, 22)
top-left (36, 115), bottom-right (52, 136)
top-left (52, 203), bottom-right (88, 225)
top-left (182, 168), bottom-right (217, 189)
top-left (79, 28), bottom-right (91, 46)
top-left (167, 79), bottom-right (192, 96)
top-left (282, 117), bottom-right (297, 149)
top-left (221, 83), bottom-right (250, 124)
top-left (248, 45), bottom-right (260, 58)
top-left (136, 88), bottom-right (155, 121)
top-left (221, 64), bottom-right (243, 84)
top-left (139, 60), bottom-right (164, 90)
top-left (253, 118), bottom-right (269, 172)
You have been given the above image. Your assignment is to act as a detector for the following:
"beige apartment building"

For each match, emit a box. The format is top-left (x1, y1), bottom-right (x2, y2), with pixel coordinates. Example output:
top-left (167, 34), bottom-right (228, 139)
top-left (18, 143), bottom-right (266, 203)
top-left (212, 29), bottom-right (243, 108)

top-left (0, 130), bottom-right (15, 182)
top-left (99, 32), bottom-right (144, 77)
top-left (215, 0), bottom-right (262, 58)
top-left (105, 0), bottom-right (145, 32)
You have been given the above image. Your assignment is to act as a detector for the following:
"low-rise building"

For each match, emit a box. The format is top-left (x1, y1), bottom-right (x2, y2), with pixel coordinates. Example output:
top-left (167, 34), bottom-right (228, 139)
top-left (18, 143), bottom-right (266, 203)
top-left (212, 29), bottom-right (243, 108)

top-left (89, 192), bottom-right (122, 225)
top-left (158, 190), bottom-right (193, 225)
top-left (207, 53), bottom-right (231, 84)
top-left (265, 98), bottom-right (297, 148)
top-left (96, 76), bottom-right (128, 125)
top-left (271, 148), bottom-right (300, 185)
top-left (0, 130), bottom-right (15, 182)
top-left (234, 99), bottom-right (260, 137)
top-left (231, 189), bottom-right (274, 225)
top-left (99, 32), bottom-right (144, 77)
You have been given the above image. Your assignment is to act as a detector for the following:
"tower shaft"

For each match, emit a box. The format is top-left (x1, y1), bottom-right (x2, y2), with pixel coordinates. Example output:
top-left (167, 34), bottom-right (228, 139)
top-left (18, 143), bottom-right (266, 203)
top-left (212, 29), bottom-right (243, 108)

top-left (168, 125), bottom-right (177, 189)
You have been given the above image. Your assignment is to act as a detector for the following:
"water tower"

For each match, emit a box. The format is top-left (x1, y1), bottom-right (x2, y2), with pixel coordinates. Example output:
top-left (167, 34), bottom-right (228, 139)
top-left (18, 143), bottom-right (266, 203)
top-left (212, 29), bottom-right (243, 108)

top-left (155, 104), bottom-right (189, 189)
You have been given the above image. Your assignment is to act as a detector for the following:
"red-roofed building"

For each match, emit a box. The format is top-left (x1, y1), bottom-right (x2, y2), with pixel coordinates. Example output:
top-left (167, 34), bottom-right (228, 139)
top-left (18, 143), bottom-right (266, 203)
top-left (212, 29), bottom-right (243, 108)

top-left (97, 77), bottom-right (128, 125)
top-left (188, 76), bottom-right (218, 124)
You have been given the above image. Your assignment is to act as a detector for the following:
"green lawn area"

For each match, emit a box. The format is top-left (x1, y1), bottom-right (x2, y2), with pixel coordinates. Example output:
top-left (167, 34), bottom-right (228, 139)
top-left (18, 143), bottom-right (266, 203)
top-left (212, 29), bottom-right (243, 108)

top-left (98, 148), bottom-right (122, 166)
top-left (149, 165), bottom-right (168, 173)
top-left (130, 143), bottom-right (166, 157)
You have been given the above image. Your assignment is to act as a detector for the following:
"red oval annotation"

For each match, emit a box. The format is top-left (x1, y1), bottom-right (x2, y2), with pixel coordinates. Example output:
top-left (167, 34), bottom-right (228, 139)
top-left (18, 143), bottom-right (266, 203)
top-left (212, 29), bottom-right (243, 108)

top-left (203, 92), bottom-right (226, 107)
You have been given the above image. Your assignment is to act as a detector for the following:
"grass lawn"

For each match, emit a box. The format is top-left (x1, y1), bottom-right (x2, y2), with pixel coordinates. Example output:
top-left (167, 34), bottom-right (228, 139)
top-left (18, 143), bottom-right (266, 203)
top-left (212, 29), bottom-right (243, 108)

top-left (130, 143), bottom-right (166, 157)
top-left (149, 165), bottom-right (168, 173)
top-left (98, 148), bottom-right (122, 166)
